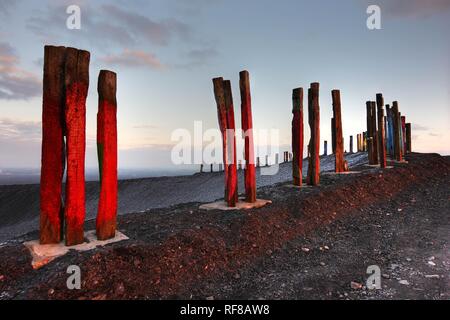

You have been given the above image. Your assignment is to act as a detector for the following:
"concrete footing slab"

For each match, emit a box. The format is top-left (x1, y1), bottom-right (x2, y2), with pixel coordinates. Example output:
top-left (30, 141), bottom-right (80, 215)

top-left (200, 199), bottom-right (272, 211)
top-left (23, 230), bottom-right (129, 269)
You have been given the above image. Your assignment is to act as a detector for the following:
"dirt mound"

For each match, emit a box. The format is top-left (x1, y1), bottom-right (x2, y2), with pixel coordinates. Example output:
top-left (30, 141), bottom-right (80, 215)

top-left (0, 153), bottom-right (449, 300)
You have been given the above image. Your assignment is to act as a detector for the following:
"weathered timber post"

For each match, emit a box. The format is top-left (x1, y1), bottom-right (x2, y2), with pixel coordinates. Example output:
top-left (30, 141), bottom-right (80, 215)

top-left (40, 46), bottom-right (66, 244)
top-left (292, 88), bottom-right (304, 186)
top-left (376, 94), bottom-right (387, 168)
top-left (307, 83), bottom-right (320, 185)
top-left (96, 70), bottom-right (118, 241)
top-left (356, 134), bottom-right (360, 152)
top-left (331, 118), bottom-right (336, 154)
top-left (63, 48), bottom-right (89, 246)
top-left (213, 78), bottom-right (229, 201)
top-left (239, 70), bottom-right (256, 203)
top-left (211, 164), bottom-right (214, 172)
top-left (366, 102), bottom-right (373, 164)
top-left (392, 101), bottom-right (402, 162)
top-left (265, 155), bottom-right (269, 167)
top-left (350, 136), bottom-right (354, 154)
top-left (370, 101), bottom-right (379, 165)
top-left (401, 116), bottom-right (407, 155)
top-left (363, 132), bottom-right (368, 152)
top-left (200, 164), bottom-right (204, 173)
top-left (332, 90), bottom-right (345, 172)
top-left (406, 123), bottom-right (412, 153)
top-left (324, 141), bottom-right (328, 156)
top-left (256, 157), bottom-right (260, 168)
top-left (223, 80), bottom-right (238, 206)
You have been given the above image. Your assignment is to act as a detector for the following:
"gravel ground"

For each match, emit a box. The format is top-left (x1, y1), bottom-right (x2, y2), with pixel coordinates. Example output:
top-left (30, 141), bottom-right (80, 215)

top-left (0, 153), bottom-right (367, 242)
top-left (0, 152), bottom-right (447, 300)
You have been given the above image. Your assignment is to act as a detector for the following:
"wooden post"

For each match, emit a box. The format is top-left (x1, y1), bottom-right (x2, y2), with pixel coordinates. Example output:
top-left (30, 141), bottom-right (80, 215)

top-left (200, 164), bottom-right (204, 173)
top-left (239, 70), bottom-right (256, 203)
top-left (350, 136), bottom-right (354, 154)
top-left (406, 123), bottom-right (412, 153)
top-left (307, 83), bottom-right (320, 185)
top-left (331, 118), bottom-right (336, 154)
top-left (256, 157), bottom-right (260, 168)
top-left (376, 94), bottom-right (387, 168)
top-left (213, 78), bottom-right (229, 201)
top-left (63, 48), bottom-right (89, 246)
top-left (366, 102), bottom-right (373, 164)
top-left (265, 155), bottom-right (269, 167)
top-left (211, 163), bottom-right (214, 172)
top-left (223, 80), bottom-right (238, 207)
top-left (96, 70), bottom-right (118, 241)
top-left (401, 116), bottom-right (407, 155)
top-left (40, 46), bottom-right (66, 244)
top-left (324, 140), bottom-right (328, 156)
top-left (292, 88), bottom-right (304, 186)
top-left (392, 101), bottom-right (402, 162)
top-left (332, 90), bottom-right (345, 173)
top-left (370, 101), bottom-right (379, 165)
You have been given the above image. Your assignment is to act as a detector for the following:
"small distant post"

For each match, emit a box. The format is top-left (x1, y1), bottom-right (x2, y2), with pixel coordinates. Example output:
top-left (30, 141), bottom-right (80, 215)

top-left (366, 102), bottom-right (373, 164)
top-left (401, 116), bottom-right (407, 154)
top-left (307, 83), bottom-right (320, 185)
top-left (376, 94), bottom-right (387, 168)
top-left (211, 164), bottom-right (214, 172)
top-left (256, 157), bottom-right (260, 168)
top-left (323, 140), bottom-right (328, 156)
top-left (332, 90), bottom-right (345, 173)
top-left (96, 70), bottom-right (118, 241)
top-left (292, 88), bottom-right (304, 186)
top-left (405, 123), bottom-right (412, 153)
top-left (349, 136), bottom-right (354, 154)
top-left (265, 155), bottom-right (269, 167)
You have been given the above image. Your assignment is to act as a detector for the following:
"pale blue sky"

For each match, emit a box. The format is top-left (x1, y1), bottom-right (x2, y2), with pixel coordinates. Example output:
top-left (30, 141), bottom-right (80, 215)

top-left (0, 0), bottom-right (449, 169)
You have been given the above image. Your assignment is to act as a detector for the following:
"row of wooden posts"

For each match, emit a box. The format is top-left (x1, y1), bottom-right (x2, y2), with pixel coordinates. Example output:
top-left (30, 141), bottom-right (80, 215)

top-left (212, 71), bottom-right (412, 207)
top-left (40, 46), bottom-right (118, 246)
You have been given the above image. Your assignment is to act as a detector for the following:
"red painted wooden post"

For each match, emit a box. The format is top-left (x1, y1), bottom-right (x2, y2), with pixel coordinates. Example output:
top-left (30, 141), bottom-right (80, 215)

top-left (239, 70), bottom-right (256, 203)
top-left (40, 46), bottom-right (66, 244)
top-left (223, 80), bottom-right (238, 207)
top-left (292, 88), bottom-right (304, 186)
top-left (392, 101), bottom-right (402, 162)
top-left (63, 48), bottom-right (90, 246)
top-left (212, 78), bottom-right (229, 201)
top-left (332, 90), bottom-right (345, 172)
top-left (96, 70), bottom-right (118, 241)
top-left (376, 94), bottom-right (387, 168)
top-left (307, 83), bottom-right (320, 185)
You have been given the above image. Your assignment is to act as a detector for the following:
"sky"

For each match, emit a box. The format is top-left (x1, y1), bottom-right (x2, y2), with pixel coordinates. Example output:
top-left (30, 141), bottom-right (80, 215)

top-left (0, 0), bottom-right (449, 170)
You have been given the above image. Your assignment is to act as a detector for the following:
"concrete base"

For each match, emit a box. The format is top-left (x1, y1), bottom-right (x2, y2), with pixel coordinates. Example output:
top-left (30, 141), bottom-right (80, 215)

top-left (200, 199), bottom-right (272, 211)
top-left (23, 230), bottom-right (129, 269)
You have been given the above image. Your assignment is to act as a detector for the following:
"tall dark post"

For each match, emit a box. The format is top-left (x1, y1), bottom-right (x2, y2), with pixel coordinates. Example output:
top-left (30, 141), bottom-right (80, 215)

top-left (96, 70), bottom-right (118, 241)
top-left (366, 101), bottom-right (373, 164)
top-left (292, 88), bottom-right (304, 186)
top-left (331, 118), bottom-right (336, 154)
top-left (370, 101), bottom-right (379, 165)
top-left (332, 90), bottom-right (345, 172)
top-left (307, 83), bottom-right (320, 185)
top-left (406, 123), bottom-right (412, 153)
top-left (376, 94), bottom-right (387, 168)
top-left (392, 101), bottom-right (402, 162)
top-left (239, 70), bottom-right (256, 203)
top-left (350, 136), bottom-right (354, 154)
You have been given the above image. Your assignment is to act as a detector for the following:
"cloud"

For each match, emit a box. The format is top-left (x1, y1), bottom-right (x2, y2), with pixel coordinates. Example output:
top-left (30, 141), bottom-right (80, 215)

top-left (0, 0), bottom-right (19, 16)
top-left (0, 118), bottom-right (41, 142)
top-left (100, 50), bottom-right (165, 69)
top-left (413, 124), bottom-right (429, 131)
top-left (27, 3), bottom-right (191, 49)
top-left (175, 47), bottom-right (218, 69)
top-left (0, 43), bottom-right (41, 100)
top-left (361, 0), bottom-right (450, 18)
